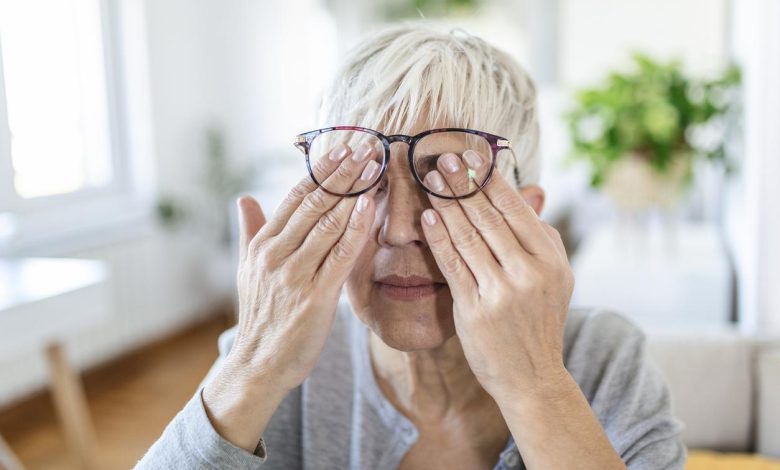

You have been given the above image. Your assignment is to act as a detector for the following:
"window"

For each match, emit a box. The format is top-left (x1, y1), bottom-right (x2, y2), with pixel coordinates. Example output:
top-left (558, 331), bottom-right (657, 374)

top-left (0, 0), bottom-right (119, 211)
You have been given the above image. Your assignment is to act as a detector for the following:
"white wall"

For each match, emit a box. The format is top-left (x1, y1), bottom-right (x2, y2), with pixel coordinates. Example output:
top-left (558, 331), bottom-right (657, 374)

top-left (142, 0), bottom-right (226, 197)
top-left (159, 0), bottom-right (339, 215)
top-left (559, 0), bottom-right (729, 87)
top-left (206, 0), bottom-right (337, 155)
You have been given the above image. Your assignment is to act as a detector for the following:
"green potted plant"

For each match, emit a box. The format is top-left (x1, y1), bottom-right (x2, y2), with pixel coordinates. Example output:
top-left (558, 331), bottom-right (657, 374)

top-left (565, 53), bottom-right (741, 211)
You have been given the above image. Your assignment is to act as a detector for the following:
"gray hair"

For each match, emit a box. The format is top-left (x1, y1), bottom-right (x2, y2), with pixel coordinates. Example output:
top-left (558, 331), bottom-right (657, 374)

top-left (317, 22), bottom-right (541, 187)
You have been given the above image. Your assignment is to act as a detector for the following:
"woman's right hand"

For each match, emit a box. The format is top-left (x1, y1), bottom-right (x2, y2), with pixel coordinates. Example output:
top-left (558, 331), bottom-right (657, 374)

top-left (202, 142), bottom-right (380, 452)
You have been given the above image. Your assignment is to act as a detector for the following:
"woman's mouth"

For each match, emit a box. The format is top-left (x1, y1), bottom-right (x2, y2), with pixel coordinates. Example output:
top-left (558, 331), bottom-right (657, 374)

top-left (375, 275), bottom-right (447, 301)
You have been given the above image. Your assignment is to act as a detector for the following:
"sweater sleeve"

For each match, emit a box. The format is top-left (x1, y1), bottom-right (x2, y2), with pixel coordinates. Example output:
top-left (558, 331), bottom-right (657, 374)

top-left (568, 310), bottom-right (688, 470)
top-left (133, 387), bottom-right (268, 469)
top-left (134, 327), bottom-right (269, 469)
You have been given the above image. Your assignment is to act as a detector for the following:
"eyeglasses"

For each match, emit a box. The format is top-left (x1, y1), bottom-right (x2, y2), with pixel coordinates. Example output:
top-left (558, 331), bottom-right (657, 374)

top-left (293, 126), bottom-right (513, 200)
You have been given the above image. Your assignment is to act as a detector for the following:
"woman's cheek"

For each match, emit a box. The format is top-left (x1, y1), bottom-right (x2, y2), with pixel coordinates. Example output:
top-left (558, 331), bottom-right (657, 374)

top-left (346, 233), bottom-right (378, 308)
top-left (346, 196), bottom-right (385, 322)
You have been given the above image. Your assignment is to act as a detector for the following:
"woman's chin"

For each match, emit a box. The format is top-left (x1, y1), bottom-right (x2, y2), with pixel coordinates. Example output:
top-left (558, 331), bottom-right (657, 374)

top-left (365, 303), bottom-right (455, 351)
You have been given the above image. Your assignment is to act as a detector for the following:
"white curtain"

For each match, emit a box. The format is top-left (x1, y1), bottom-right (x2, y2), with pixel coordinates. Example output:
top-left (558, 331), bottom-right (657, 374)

top-left (727, 0), bottom-right (780, 333)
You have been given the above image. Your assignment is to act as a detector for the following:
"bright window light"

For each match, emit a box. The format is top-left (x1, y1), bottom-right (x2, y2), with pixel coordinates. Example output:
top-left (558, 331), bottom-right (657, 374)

top-left (0, 0), bottom-right (113, 199)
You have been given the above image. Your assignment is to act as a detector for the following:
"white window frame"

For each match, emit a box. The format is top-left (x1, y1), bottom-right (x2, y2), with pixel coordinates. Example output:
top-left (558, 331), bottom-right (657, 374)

top-left (0, 0), bottom-right (155, 254)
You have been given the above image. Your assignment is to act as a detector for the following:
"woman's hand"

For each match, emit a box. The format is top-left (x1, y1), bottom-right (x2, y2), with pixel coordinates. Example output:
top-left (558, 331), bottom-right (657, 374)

top-left (203, 142), bottom-right (380, 451)
top-left (419, 150), bottom-right (575, 406)
top-left (229, 143), bottom-right (381, 392)
top-left (420, 151), bottom-right (629, 470)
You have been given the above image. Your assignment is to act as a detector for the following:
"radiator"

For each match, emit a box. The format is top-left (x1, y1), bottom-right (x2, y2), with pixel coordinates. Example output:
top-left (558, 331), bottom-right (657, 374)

top-left (0, 226), bottom-right (231, 406)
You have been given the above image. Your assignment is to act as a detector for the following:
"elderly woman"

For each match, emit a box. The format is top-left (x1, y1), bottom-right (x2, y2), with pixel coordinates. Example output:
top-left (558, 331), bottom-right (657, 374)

top-left (137, 23), bottom-right (686, 470)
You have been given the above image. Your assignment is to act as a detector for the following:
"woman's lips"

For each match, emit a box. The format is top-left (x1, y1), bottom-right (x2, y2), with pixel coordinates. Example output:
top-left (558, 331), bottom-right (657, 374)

top-left (375, 275), bottom-right (447, 301)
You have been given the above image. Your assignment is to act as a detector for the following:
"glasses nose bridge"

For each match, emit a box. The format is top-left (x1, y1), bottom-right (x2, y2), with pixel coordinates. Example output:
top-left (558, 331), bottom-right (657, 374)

top-left (381, 134), bottom-right (418, 188)
top-left (385, 134), bottom-right (413, 146)
top-left (384, 135), bottom-right (415, 165)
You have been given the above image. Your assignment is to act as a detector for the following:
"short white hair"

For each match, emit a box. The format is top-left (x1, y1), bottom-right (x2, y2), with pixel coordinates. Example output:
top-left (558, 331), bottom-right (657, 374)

top-left (318, 22), bottom-right (541, 187)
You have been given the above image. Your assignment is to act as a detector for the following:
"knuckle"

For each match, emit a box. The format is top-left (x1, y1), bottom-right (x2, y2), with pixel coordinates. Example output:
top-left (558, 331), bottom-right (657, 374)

top-left (550, 263), bottom-right (566, 282)
top-left (289, 182), bottom-right (310, 201)
top-left (254, 248), bottom-right (274, 270)
top-left (544, 222), bottom-right (562, 239)
top-left (437, 198), bottom-right (458, 210)
top-left (484, 279), bottom-right (510, 302)
top-left (427, 230), bottom-right (450, 246)
top-left (330, 240), bottom-right (353, 264)
top-left (521, 268), bottom-right (544, 288)
top-left (248, 235), bottom-right (263, 256)
top-left (302, 190), bottom-right (328, 213)
top-left (471, 205), bottom-right (503, 229)
top-left (334, 162), bottom-right (353, 180)
top-left (497, 191), bottom-right (526, 214)
top-left (347, 211), bottom-right (365, 232)
top-left (441, 255), bottom-right (464, 275)
top-left (453, 225), bottom-right (482, 247)
top-left (316, 210), bottom-right (343, 235)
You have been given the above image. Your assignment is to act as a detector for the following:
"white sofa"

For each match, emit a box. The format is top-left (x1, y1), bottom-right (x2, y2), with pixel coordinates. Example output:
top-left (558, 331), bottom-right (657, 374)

top-left (645, 328), bottom-right (780, 457)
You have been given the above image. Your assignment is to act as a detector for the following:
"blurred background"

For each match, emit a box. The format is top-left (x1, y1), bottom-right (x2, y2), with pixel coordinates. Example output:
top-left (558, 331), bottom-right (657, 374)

top-left (0, 0), bottom-right (778, 469)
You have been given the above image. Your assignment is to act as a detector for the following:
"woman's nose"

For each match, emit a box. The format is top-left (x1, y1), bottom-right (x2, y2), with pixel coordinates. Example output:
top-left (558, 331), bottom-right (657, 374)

top-left (378, 180), bottom-right (428, 248)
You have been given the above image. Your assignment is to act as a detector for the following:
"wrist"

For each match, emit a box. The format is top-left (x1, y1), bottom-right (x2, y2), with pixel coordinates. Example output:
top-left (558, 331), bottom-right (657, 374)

top-left (210, 350), bottom-right (292, 403)
top-left (493, 365), bottom-right (576, 412)
top-left (201, 356), bottom-right (290, 453)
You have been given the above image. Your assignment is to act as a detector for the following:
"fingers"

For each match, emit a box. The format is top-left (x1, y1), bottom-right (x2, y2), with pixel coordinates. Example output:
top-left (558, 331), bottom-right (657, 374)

top-left (479, 162), bottom-right (558, 257)
top-left (257, 143), bottom-right (353, 242)
top-left (423, 167), bottom-right (499, 285)
top-left (420, 208), bottom-right (476, 301)
top-left (434, 151), bottom-right (531, 271)
top-left (272, 143), bottom-right (379, 256)
top-left (317, 188), bottom-right (378, 284)
top-left (237, 196), bottom-right (266, 261)
top-left (294, 183), bottom-right (379, 273)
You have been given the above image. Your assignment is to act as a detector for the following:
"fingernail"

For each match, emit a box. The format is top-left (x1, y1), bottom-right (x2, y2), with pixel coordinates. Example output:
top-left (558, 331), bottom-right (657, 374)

top-left (442, 153), bottom-right (460, 173)
top-left (330, 143), bottom-right (349, 161)
top-left (463, 150), bottom-right (483, 168)
top-left (361, 160), bottom-right (379, 181)
top-left (356, 195), bottom-right (369, 213)
top-left (423, 209), bottom-right (437, 225)
top-left (352, 143), bottom-right (372, 162)
top-left (425, 171), bottom-right (445, 192)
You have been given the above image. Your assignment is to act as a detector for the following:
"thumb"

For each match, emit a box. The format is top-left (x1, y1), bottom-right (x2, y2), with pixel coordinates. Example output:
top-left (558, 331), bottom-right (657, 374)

top-left (237, 195), bottom-right (266, 260)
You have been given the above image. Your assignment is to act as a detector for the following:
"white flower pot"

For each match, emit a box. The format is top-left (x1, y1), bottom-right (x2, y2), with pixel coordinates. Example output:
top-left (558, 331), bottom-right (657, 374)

top-left (602, 152), bottom-right (692, 211)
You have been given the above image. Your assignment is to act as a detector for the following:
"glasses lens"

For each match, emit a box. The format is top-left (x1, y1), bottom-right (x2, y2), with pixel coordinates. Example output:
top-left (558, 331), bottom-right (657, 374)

top-left (413, 131), bottom-right (493, 197)
top-left (308, 129), bottom-right (384, 196)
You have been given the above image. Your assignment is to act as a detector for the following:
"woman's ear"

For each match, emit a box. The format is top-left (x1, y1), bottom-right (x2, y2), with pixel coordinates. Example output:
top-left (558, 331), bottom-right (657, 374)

top-left (518, 184), bottom-right (545, 216)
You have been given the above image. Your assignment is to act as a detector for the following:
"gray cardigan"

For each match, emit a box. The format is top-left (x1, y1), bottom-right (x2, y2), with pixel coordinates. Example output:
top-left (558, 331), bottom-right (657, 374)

top-left (135, 300), bottom-right (687, 469)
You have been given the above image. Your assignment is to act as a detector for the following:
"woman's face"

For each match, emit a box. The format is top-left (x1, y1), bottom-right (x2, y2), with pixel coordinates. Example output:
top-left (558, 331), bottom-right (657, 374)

top-left (344, 121), bottom-right (542, 352)
top-left (345, 126), bottom-right (453, 352)
top-left (346, 119), bottom-right (544, 351)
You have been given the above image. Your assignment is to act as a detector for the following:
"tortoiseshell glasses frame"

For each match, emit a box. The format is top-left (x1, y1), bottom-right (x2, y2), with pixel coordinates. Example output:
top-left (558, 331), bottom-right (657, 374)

top-left (293, 126), bottom-right (513, 200)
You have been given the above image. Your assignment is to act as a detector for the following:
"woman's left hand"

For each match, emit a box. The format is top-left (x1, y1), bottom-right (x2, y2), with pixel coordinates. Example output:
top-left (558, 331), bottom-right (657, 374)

top-left (420, 150), bottom-right (575, 406)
